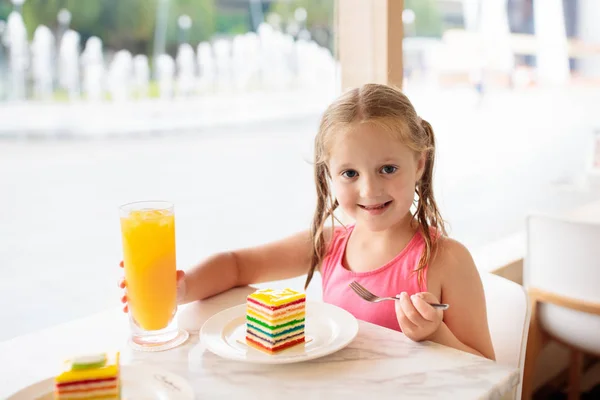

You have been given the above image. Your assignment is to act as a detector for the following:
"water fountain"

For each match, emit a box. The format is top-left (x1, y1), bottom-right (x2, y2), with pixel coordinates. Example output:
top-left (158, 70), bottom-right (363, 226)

top-left (107, 50), bottom-right (133, 102)
top-left (231, 32), bottom-right (260, 91)
top-left (81, 36), bottom-right (105, 102)
top-left (295, 38), bottom-right (319, 88)
top-left (5, 11), bottom-right (28, 101)
top-left (196, 42), bottom-right (215, 93)
top-left (156, 53), bottom-right (175, 99)
top-left (58, 29), bottom-right (81, 100)
top-left (31, 25), bottom-right (54, 100)
top-left (0, 7), bottom-right (341, 138)
top-left (213, 39), bottom-right (232, 92)
top-left (133, 54), bottom-right (150, 98)
top-left (271, 31), bottom-right (295, 90)
top-left (0, 21), bottom-right (6, 99)
top-left (257, 23), bottom-right (275, 89)
top-left (1, 7), bottom-right (339, 103)
top-left (260, 23), bottom-right (300, 91)
top-left (175, 43), bottom-right (196, 97)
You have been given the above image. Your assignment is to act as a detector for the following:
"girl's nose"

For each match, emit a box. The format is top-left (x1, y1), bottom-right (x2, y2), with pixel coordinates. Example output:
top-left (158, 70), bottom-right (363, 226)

top-left (359, 175), bottom-right (383, 198)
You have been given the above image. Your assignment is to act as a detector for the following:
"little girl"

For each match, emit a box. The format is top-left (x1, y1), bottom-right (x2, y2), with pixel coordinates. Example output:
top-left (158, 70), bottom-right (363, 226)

top-left (120, 84), bottom-right (495, 360)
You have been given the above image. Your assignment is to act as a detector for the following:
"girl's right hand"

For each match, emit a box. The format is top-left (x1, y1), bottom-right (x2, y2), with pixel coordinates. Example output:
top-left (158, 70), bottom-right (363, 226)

top-left (118, 261), bottom-right (187, 313)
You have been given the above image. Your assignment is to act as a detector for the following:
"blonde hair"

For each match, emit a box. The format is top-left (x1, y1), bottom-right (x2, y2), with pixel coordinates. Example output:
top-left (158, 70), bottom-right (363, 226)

top-left (305, 83), bottom-right (446, 289)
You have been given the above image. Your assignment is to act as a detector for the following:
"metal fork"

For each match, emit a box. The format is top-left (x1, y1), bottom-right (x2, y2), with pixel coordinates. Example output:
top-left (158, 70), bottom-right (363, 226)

top-left (349, 281), bottom-right (449, 310)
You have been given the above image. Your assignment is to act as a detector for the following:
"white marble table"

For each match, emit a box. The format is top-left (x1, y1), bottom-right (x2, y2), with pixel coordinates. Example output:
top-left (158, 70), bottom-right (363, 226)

top-left (0, 287), bottom-right (518, 399)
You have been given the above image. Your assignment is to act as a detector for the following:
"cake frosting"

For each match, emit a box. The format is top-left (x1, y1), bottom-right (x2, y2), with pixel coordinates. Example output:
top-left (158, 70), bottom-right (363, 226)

top-left (246, 288), bottom-right (306, 353)
top-left (54, 352), bottom-right (120, 399)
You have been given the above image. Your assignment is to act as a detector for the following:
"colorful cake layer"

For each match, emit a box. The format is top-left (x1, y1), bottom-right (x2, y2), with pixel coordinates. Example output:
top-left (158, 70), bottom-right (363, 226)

top-left (54, 353), bottom-right (120, 399)
top-left (246, 288), bottom-right (306, 353)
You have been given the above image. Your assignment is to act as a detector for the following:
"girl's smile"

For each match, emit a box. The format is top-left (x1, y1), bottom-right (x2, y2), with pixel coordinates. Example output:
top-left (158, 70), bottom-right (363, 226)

top-left (358, 200), bottom-right (393, 215)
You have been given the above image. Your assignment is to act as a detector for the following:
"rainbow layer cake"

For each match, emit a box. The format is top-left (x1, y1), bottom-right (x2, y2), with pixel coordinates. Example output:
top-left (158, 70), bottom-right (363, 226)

top-left (246, 288), bottom-right (306, 353)
top-left (54, 352), bottom-right (120, 399)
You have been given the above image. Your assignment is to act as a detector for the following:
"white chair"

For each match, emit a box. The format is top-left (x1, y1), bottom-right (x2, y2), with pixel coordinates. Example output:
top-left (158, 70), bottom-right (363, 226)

top-left (522, 214), bottom-right (600, 400)
top-left (481, 272), bottom-right (530, 400)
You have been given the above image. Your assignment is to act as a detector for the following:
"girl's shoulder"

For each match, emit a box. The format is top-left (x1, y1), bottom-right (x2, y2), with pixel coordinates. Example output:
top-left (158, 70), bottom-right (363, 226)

top-left (429, 235), bottom-right (478, 283)
top-left (432, 235), bottom-right (473, 263)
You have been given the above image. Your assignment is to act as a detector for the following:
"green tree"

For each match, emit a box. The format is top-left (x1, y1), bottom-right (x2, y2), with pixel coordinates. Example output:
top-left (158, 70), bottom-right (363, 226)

top-left (215, 9), bottom-right (249, 35)
top-left (268, 0), bottom-right (334, 49)
top-left (0, 1), bottom-right (17, 21)
top-left (164, 0), bottom-right (216, 53)
top-left (269, 0), bottom-right (332, 28)
top-left (21, 0), bottom-right (103, 38)
top-left (95, 0), bottom-right (158, 54)
top-left (17, 0), bottom-right (216, 55)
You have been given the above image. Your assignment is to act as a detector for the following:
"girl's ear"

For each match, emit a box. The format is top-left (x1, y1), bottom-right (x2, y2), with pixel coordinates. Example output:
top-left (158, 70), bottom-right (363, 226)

top-left (415, 151), bottom-right (427, 182)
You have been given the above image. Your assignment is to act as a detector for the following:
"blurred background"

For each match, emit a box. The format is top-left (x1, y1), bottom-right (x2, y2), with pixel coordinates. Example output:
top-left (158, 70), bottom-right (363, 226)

top-left (0, 0), bottom-right (599, 397)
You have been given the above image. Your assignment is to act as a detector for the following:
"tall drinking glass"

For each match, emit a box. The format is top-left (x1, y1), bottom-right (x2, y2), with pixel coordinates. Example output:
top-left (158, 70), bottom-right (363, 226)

top-left (119, 201), bottom-right (179, 346)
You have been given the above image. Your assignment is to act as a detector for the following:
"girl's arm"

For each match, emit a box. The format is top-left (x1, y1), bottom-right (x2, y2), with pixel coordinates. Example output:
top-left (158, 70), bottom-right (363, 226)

top-left (181, 229), bottom-right (330, 303)
top-left (430, 238), bottom-right (496, 360)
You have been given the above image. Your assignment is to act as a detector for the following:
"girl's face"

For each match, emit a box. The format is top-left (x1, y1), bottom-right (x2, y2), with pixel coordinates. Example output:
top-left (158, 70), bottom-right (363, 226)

top-left (328, 123), bottom-right (426, 232)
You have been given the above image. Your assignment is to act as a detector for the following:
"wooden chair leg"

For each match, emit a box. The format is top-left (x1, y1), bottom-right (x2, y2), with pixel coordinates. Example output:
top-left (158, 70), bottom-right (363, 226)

top-left (568, 349), bottom-right (583, 400)
top-left (522, 299), bottom-right (548, 400)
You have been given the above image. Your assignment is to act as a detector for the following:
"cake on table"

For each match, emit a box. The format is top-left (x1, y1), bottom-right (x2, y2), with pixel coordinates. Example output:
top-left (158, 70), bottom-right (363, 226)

top-left (246, 288), bottom-right (306, 354)
top-left (54, 352), bottom-right (120, 399)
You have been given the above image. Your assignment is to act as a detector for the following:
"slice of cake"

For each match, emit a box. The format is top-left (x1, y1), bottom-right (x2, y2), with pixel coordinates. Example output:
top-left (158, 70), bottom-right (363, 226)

top-left (54, 352), bottom-right (120, 399)
top-left (246, 288), bottom-right (306, 354)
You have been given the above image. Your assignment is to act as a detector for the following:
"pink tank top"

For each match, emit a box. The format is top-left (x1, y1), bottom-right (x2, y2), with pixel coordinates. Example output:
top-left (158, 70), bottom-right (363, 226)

top-left (321, 225), bottom-right (428, 332)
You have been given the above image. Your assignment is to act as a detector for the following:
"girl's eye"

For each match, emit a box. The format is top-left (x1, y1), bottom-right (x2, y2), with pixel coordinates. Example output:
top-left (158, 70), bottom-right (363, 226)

top-left (381, 165), bottom-right (398, 174)
top-left (341, 170), bottom-right (358, 179)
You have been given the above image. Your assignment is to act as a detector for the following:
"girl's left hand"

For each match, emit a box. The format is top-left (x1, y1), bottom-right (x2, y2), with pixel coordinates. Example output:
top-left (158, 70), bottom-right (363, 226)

top-left (395, 292), bottom-right (443, 342)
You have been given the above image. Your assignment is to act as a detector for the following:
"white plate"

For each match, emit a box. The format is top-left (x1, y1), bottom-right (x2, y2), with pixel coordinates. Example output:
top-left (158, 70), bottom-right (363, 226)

top-left (7, 365), bottom-right (194, 400)
top-left (200, 301), bottom-right (359, 364)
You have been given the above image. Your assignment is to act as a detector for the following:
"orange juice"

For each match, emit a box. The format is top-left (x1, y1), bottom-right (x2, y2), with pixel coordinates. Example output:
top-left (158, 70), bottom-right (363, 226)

top-left (120, 207), bottom-right (177, 331)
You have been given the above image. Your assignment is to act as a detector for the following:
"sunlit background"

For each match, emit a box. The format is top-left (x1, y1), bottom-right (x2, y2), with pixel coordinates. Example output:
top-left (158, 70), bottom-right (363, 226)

top-left (1, 0), bottom-right (599, 377)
